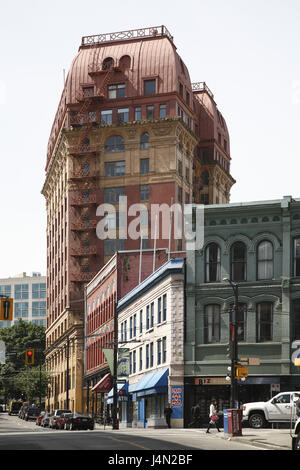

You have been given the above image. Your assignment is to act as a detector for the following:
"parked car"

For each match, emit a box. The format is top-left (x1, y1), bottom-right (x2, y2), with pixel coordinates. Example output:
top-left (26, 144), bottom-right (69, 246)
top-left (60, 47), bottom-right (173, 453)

top-left (56, 412), bottom-right (73, 430)
top-left (41, 413), bottom-right (52, 427)
top-left (24, 407), bottom-right (41, 421)
top-left (64, 412), bottom-right (94, 430)
top-left (36, 411), bottom-right (45, 426)
top-left (242, 391), bottom-right (300, 428)
top-left (49, 409), bottom-right (72, 429)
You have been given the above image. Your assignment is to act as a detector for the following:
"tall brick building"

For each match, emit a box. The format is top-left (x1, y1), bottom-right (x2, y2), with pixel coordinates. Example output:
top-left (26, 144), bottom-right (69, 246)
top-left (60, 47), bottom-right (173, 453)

top-left (42, 26), bottom-right (235, 412)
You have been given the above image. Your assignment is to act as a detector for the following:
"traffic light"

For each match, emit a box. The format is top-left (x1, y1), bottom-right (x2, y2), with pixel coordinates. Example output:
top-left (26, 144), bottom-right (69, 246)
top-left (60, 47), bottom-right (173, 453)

top-left (25, 348), bottom-right (35, 365)
top-left (0, 298), bottom-right (13, 321)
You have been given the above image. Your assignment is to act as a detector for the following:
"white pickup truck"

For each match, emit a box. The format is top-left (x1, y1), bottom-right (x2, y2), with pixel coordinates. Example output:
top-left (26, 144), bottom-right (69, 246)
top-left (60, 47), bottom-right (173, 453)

top-left (242, 391), bottom-right (300, 429)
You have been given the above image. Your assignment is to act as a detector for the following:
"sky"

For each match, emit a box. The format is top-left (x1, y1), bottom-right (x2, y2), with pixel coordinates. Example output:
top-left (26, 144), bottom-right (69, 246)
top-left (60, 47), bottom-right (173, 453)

top-left (0, 0), bottom-right (299, 278)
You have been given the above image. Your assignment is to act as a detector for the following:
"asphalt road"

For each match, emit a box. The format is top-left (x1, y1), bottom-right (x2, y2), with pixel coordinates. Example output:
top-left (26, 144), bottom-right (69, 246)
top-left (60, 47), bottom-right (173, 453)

top-left (0, 413), bottom-right (263, 453)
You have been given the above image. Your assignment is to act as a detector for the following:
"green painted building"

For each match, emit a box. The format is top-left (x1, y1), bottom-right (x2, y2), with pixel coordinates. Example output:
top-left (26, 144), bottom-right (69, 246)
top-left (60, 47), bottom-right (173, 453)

top-left (184, 195), bottom-right (300, 426)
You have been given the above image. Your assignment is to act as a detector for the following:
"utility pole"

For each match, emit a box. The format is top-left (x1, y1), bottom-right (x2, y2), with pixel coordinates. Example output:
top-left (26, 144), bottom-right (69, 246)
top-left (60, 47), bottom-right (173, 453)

top-left (112, 302), bottom-right (118, 429)
top-left (66, 337), bottom-right (70, 409)
top-left (224, 278), bottom-right (239, 408)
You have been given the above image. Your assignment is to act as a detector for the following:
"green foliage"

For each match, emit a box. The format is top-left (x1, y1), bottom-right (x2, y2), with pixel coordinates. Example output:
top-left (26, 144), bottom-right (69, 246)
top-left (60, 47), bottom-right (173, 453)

top-left (0, 320), bottom-right (50, 403)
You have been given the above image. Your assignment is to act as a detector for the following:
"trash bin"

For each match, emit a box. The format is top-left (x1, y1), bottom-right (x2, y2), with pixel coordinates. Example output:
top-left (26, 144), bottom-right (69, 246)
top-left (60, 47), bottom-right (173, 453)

top-left (223, 409), bottom-right (242, 436)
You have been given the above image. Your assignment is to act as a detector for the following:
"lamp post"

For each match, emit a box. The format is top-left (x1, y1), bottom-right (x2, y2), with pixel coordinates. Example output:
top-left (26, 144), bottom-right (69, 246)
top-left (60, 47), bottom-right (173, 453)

top-left (224, 278), bottom-right (239, 408)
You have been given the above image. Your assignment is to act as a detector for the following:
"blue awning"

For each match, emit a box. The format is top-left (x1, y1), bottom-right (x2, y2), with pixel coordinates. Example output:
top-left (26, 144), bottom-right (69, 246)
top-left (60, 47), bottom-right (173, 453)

top-left (129, 368), bottom-right (169, 397)
top-left (107, 381), bottom-right (128, 403)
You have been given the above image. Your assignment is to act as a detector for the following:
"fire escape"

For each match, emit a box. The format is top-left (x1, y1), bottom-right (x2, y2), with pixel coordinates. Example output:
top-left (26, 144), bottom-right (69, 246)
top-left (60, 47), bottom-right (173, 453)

top-left (68, 63), bottom-right (117, 284)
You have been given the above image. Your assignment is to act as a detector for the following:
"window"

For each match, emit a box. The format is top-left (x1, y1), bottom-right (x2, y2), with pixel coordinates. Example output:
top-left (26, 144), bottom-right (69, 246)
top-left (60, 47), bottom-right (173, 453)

top-left (101, 110), bottom-right (112, 124)
top-left (15, 284), bottom-right (29, 300)
top-left (133, 350), bottom-right (136, 373)
top-left (139, 310), bottom-right (143, 334)
top-left (204, 304), bottom-right (220, 343)
top-left (32, 301), bottom-right (46, 317)
top-left (0, 285), bottom-right (11, 297)
top-left (135, 107), bottom-right (141, 120)
top-left (157, 339), bottom-right (162, 365)
top-left (139, 347), bottom-right (143, 371)
top-left (231, 242), bottom-right (247, 281)
top-left (105, 161), bottom-right (125, 177)
top-left (117, 108), bottom-right (129, 123)
top-left (257, 240), bottom-right (273, 280)
top-left (133, 314), bottom-right (137, 337)
top-left (150, 302), bottom-right (154, 328)
top-left (294, 238), bottom-right (300, 276)
top-left (103, 57), bottom-right (114, 70)
top-left (32, 283), bottom-right (46, 299)
top-left (121, 322), bottom-right (124, 342)
top-left (257, 302), bottom-right (273, 342)
top-left (108, 83), bottom-right (125, 99)
top-left (144, 79), bottom-right (156, 95)
top-left (162, 294), bottom-right (167, 322)
top-left (292, 299), bottom-right (300, 340)
top-left (140, 185), bottom-right (149, 201)
top-left (162, 337), bottom-right (167, 363)
top-left (158, 297), bottom-right (162, 324)
top-left (140, 158), bottom-right (149, 174)
top-left (146, 305), bottom-right (150, 330)
top-left (82, 86), bottom-right (94, 98)
top-left (130, 317), bottom-right (133, 339)
top-left (146, 344), bottom-right (149, 368)
top-left (149, 342), bottom-right (153, 367)
top-left (124, 320), bottom-right (127, 342)
top-left (140, 132), bottom-right (150, 149)
top-left (14, 302), bottom-right (29, 318)
top-left (104, 187), bottom-right (125, 203)
top-left (105, 135), bottom-right (125, 152)
top-left (179, 83), bottom-right (183, 96)
top-left (146, 106), bottom-right (154, 119)
top-left (160, 104), bottom-right (167, 118)
top-left (130, 352), bottom-right (132, 374)
top-left (205, 243), bottom-right (221, 282)
top-left (186, 91), bottom-right (190, 106)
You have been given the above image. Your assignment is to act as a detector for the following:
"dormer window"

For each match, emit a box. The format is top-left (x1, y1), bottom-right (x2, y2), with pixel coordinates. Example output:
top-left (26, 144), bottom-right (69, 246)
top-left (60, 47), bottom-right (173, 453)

top-left (103, 57), bottom-right (114, 70)
top-left (144, 79), bottom-right (156, 95)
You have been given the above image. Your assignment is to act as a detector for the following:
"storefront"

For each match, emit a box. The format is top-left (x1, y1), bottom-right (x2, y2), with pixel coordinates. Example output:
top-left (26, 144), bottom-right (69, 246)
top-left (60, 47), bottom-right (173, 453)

top-left (183, 375), bottom-right (299, 428)
top-left (129, 368), bottom-right (169, 428)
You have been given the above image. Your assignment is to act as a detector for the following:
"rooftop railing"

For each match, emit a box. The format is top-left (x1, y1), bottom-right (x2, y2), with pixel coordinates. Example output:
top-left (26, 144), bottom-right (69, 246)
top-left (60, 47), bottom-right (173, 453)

top-left (81, 25), bottom-right (173, 47)
top-left (191, 82), bottom-right (214, 99)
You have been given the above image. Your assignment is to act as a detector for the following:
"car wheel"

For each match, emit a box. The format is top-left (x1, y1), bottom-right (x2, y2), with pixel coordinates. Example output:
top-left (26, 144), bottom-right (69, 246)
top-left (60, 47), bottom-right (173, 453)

top-left (249, 413), bottom-right (265, 429)
top-left (295, 434), bottom-right (300, 451)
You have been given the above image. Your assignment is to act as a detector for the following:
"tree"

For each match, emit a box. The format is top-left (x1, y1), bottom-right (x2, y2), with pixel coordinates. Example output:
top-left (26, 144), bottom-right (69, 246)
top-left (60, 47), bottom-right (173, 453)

top-left (0, 320), bottom-right (50, 404)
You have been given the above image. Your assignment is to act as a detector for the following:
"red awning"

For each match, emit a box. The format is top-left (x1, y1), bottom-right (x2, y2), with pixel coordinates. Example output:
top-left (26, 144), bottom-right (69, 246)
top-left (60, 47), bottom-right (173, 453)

top-left (92, 373), bottom-right (111, 393)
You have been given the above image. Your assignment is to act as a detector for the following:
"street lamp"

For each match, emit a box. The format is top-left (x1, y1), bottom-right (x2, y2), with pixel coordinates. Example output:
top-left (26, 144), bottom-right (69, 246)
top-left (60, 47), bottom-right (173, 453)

top-left (223, 277), bottom-right (239, 409)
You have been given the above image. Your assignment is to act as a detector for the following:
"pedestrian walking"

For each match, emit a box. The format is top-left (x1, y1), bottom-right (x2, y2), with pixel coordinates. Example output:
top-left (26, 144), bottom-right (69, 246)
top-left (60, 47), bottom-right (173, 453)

top-left (206, 398), bottom-right (221, 433)
top-left (164, 403), bottom-right (173, 429)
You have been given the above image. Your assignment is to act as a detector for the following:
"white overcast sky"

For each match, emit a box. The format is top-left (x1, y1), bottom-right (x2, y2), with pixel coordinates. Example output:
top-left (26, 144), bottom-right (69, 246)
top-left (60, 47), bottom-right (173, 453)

top-left (0, 0), bottom-right (299, 278)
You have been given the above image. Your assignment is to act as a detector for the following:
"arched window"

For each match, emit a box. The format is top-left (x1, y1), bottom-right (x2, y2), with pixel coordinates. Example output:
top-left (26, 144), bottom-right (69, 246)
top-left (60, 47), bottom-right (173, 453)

top-left (205, 243), bottom-right (221, 282)
top-left (102, 57), bottom-right (114, 70)
top-left (105, 135), bottom-right (125, 152)
top-left (231, 242), bottom-right (247, 281)
top-left (140, 132), bottom-right (149, 150)
top-left (257, 240), bottom-right (273, 280)
top-left (119, 55), bottom-right (131, 70)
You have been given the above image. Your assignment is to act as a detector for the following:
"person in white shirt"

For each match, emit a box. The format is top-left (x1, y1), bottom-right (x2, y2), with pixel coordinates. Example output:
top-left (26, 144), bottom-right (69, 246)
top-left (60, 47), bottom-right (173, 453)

top-left (206, 398), bottom-right (221, 433)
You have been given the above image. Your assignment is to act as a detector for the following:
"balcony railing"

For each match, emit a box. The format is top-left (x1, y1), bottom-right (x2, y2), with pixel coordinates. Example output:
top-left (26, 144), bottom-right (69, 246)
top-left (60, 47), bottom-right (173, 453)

top-left (81, 25), bottom-right (173, 47)
top-left (68, 144), bottom-right (99, 156)
top-left (70, 220), bottom-right (98, 231)
top-left (70, 194), bottom-right (97, 206)
top-left (70, 246), bottom-right (98, 257)
top-left (191, 82), bottom-right (214, 99)
top-left (70, 272), bottom-right (98, 283)
top-left (68, 170), bottom-right (99, 181)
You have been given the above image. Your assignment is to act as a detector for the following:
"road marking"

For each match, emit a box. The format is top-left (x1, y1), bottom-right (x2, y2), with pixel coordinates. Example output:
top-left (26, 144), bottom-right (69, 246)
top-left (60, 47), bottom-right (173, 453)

top-left (108, 435), bottom-right (150, 450)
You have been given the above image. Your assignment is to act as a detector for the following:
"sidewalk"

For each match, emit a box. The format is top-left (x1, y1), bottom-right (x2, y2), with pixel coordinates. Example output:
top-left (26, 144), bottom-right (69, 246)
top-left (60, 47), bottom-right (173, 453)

top-left (94, 423), bottom-right (294, 450)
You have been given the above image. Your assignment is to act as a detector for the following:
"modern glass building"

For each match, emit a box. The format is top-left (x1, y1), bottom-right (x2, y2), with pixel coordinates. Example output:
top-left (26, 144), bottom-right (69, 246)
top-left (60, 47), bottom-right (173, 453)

top-left (0, 272), bottom-right (46, 328)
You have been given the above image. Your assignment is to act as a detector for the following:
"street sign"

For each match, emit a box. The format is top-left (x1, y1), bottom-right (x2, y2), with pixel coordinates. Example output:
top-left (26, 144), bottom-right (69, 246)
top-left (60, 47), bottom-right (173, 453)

top-left (240, 357), bottom-right (260, 366)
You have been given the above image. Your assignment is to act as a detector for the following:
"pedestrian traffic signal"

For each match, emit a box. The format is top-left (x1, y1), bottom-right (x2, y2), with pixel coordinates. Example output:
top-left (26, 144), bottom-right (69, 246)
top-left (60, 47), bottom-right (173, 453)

top-left (0, 298), bottom-right (13, 321)
top-left (25, 348), bottom-right (34, 365)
